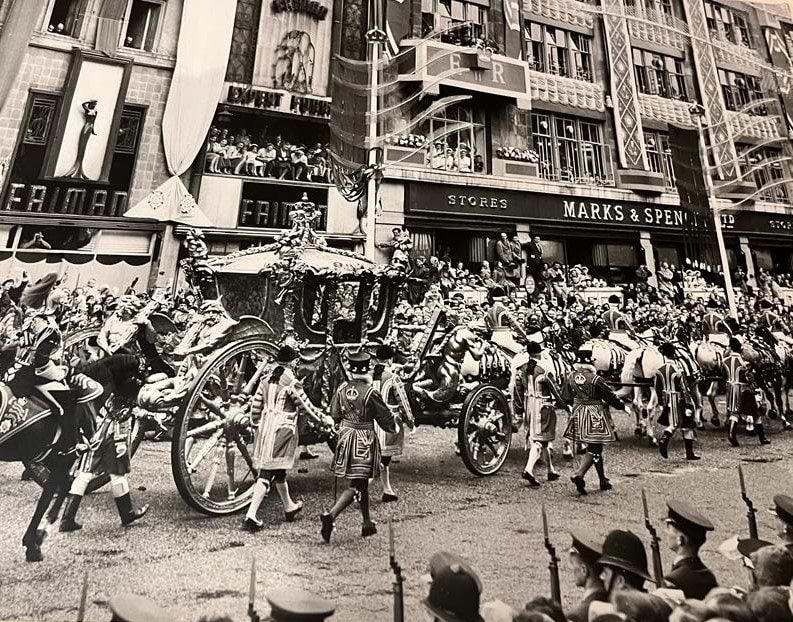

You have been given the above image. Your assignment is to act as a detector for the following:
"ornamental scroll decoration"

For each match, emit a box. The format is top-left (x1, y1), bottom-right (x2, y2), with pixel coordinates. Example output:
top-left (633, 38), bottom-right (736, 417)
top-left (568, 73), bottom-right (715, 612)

top-left (601, 0), bottom-right (647, 170)
top-left (681, 0), bottom-right (739, 178)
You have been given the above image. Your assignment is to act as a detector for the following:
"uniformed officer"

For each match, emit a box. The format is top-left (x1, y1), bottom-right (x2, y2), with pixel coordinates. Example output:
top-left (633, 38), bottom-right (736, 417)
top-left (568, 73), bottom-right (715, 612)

top-left (655, 342), bottom-right (699, 461)
top-left (109, 594), bottom-right (170, 622)
top-left (597, 529), bottom-right (653, 595)
top-left (422, 554), bottom-right (485, 622)
top-left (662, 500), bottom-right (718, 599)
top-left (772, 494), bottom-right (793, 554)
top-left (265, 587), bottom-right (335, 621)
top-left (565, 530), bottom-right (608, 622)
top-left (722, 338), bottom-right (769, 446)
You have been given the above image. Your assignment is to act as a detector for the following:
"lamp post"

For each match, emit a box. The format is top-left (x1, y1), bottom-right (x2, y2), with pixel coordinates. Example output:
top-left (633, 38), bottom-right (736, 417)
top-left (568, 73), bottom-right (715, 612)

top-left (689, 103), bottom-right (738, 318)
top-left (364, 18), bottom-right (387, 261)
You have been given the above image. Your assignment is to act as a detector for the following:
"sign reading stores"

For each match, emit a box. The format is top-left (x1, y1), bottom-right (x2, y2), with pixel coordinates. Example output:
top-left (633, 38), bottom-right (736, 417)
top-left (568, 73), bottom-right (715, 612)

top-left (408, 183), bottom-right (793, 234)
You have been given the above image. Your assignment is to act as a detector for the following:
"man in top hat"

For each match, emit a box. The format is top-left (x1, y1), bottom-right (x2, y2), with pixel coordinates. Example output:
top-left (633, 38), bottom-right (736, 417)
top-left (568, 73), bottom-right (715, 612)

top-left (265, 587), bottom-right (335, 621)
top-left (655, 342), bottom-right (700, 461)
top-left (566, 530), bottom-right (608, 622)
top-left (513, 341), bottom-right (563, 488)
top-left (423, 552), bottom-right (485, 622)
top-left (371, 344), bottom-right (413, 503)
top-left (662, 499), bottom-right (718, 599)
top-left (773, 494), bottom-right (793, 554)
top-left (244, 345), bottom-right (332, 531)
top-left (562, 346), bottom-right (625, 496)
top-left (722, 337), bottom-right (769, 446)
top-left (321, 351), bottom-right (396, 542)
top-left (597, 529), bottom-right (653, 597)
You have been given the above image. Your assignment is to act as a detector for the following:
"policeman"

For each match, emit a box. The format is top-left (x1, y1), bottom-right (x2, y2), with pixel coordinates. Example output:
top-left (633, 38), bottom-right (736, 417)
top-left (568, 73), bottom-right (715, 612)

top-left (772, 494), bottom-right (793, 554)
top-left (662, 500), bottom-right (718, 599)
top-left (265, 587), bottom-right (335, 621)
top-left (566, 530), bottom-right (607, 622)
top-left (422, 555), bottom-right (485, 622)
top-left (109, 594), bottom-right (170, 622)
top-left (597, 529), bottom-right (653, 595)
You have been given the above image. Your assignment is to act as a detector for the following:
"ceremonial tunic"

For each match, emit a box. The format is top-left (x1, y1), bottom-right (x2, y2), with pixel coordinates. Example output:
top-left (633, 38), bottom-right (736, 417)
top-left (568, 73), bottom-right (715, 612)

top-left (664, 556), bottom-right (718, 600)
top-left (251, 367), bottom-right (319, 471)
top-left (373, 364), bottom-right (412, 458)
top-left (601, 310), bottom-right (638, 350)
top-left (86, 407), bottom-right (133, 475)
top-left (722, 353), bottom-right (756, 418)
top-left (513, 361), bottom-right (558, 442)
top-left (330, 378), bottom-right (395, 479)
top-left (561, 366), bottom-right (622, 444)
top-left (655, 361), bottom-right (693, 430)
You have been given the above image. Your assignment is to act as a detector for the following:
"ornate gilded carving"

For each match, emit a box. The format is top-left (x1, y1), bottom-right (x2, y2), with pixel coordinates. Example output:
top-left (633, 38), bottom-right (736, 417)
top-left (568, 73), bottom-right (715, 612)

top-left (601, 0), bottom-right (647, 170)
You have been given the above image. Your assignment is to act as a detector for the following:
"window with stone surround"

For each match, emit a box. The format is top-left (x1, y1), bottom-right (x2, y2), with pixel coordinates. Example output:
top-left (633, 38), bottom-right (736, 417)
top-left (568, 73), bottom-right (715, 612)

top-left (421, 0), bottom-right (488, 46)
top-left (120, 0), bottom-right (164, 52)
top-left (524, 22), bottom-right (593, 81)
top-left (23, 95), bottom-right (59, 146)
top-left (633, 49), bottom-right (687, 100)
top-left (531, 112), bottom-right (613, 185)
top-left (718, 69), bottom-right (765, 114)
top-left (43, 0), bottom-right (89, 37)
top-left (644, 130), bottom-right (675, 189)
top-left (705, 2), bottom-right (753, 48)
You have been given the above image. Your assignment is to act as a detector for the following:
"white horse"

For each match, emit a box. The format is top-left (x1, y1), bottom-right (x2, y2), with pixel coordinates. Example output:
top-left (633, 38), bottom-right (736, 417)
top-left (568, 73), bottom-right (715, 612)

top-left (616, 344), bottom-right (664, 443)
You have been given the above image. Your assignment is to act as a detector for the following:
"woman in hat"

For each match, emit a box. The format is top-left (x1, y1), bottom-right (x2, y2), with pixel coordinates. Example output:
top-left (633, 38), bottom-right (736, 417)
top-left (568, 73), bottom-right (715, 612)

top-left (321, 351), bottom-right (396, 542)
top-left (244, 345), bottom-right (331, 531)
top-left (562, 346), bottom-right (625, 496)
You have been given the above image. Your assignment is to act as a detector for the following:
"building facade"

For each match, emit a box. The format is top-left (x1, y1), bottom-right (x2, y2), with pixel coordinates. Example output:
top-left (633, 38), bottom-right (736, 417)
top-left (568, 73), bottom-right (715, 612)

top-left (372, 0), bottom-right (793, 287)
top-left (0, 0), bottom-right (182, 291)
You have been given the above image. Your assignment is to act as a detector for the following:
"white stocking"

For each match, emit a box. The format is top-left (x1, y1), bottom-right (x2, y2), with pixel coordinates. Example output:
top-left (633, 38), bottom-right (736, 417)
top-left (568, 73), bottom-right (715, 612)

top-left (69, 471), bottom-right (93, 496)
top-left (246, 478), bottom-right (269, 521)
top-left (380, 466), bottom-right (394, 495)
top-left (542, 445), bottom-right (557, 475)
top-left (525, 441), bottom-right (542, 475)
top-left (275, 480), bottom-right (299, 512)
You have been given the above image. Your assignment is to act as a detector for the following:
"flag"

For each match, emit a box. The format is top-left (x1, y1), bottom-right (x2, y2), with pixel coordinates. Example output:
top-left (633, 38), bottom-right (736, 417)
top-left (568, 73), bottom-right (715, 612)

top-left (95, 0), bottom-right (128, 57)
top-left (503, 0), bottom-right (524, 59)
top-left (385, 0), bottom-right (411, 57)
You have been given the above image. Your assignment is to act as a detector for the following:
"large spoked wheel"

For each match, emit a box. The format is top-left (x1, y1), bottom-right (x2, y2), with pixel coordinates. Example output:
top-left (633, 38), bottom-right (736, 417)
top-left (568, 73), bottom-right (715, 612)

top-left (171, 337), bottom-right (277, 515)
top-left (24, 415), bottom-right (145, 494)
top-left (457, 384), bottom-right (512, 476)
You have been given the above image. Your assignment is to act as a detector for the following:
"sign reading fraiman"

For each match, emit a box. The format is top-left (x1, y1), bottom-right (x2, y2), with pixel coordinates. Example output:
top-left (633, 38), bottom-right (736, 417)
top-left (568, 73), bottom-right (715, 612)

top-left (238, 183), bottom-right (327, 230)
top-left (3, 181), bottom-right (127, 216)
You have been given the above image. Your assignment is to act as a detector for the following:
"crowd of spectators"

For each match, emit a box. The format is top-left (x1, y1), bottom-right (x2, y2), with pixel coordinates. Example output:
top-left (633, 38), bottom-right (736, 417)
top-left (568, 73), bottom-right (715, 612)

top-left (203, 126), bottom-right (329, 183)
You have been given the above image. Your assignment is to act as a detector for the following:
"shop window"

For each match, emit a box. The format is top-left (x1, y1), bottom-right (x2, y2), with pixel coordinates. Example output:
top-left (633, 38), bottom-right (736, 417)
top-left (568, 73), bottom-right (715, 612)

top-left (656, 246), bottom-right (680, 267)
top-left (203, 111), bottom-right (330, 182)
top-left (226, 0), bottom-right (262, 83)
top-left (644, 131), bottom-right (675, 190)
top-left (719, 69), bottom-right (765, 115)
top-left (754, 248), bottom-right (773, 271)
top-left (524, 22), bottom-right (593, 81)
top-left (607, 244), bottom-right (638, 267)
top-left (633, 49), bottom-right (687, 100)
top-left (424, 103), bottom-right (486, 173)
top-left (421, 0), bottom-right (488, 47)
top-left (738, 145), bottom-right (790, 204)
top-left (44, 0), bottom-right (87, 37)
top-left (8, 225), bottom-right (97, 252)
top-left (532, 112), bottom-right (613, 185)
top-left (121, 0), bottom-right (163, 51)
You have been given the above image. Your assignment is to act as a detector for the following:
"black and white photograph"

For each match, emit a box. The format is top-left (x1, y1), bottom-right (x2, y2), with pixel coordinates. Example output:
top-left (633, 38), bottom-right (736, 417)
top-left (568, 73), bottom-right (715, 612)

top-left (2, 0), bottom-right (793, 620)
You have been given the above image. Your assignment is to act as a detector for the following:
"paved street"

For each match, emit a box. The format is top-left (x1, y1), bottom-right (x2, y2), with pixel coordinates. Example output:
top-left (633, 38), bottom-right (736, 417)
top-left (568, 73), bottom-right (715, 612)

top-left (1, 402), bottom-right (792, 621)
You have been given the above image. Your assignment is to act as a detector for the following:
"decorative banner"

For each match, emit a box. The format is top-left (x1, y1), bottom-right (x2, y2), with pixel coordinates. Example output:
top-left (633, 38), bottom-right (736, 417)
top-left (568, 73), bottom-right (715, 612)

top-left (668, 125), bottom-right (709, 216)
top-left (385, 0), bottom-right (411, 57)
top-left (764, 26), bottom-right (793, 134)
top-left (95, 0), bottom-right (128, 57)
top-left (44, 51), bottom-right (132, 183)
top-left (252, 0), bottom-right (334, 96)
top-left (125, 175), bottom-right (212, 227)
top-left (502, 0), bottom-right (524, 60)
top-left (0, 0), bottom-right (49, 118)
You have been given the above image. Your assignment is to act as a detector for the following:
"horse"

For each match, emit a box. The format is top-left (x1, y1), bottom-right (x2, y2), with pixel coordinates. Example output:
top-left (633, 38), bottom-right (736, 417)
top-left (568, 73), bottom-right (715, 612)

top-left (617, 343), bottom-right (664, 443)
top-left (0, 354), bottom-right (145, 562)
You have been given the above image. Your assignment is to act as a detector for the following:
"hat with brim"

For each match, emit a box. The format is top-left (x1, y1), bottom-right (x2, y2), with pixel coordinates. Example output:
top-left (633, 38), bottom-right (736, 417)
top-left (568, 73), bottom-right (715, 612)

top-left (736, 537), bottom-right (773, 560)
top-left (570, 529), bottom-right (603, 566)
top-left (772, 494), bottom-right (793, 527)
top-left (109, 594), bottom-right (171, 622)
top-left (422, 563), bottom-right (485, 622)
top-left (348, 351), bottom-right (371, 374)
top-left (598, 530), bottom-right (653, 582)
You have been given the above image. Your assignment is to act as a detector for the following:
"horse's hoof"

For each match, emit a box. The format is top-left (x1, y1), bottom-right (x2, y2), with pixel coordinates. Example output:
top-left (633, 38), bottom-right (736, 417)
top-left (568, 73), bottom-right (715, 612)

top-left (24, 545), bottom-right (43, 562)
top-left (710, 417), bottom-right (721, 428)
top-left (769, 410), bottom-right (779, 420)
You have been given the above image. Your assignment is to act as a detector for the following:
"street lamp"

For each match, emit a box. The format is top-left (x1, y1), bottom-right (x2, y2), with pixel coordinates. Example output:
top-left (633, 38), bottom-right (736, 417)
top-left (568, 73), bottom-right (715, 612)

top-left (688, 103), bottom-right (738, 318)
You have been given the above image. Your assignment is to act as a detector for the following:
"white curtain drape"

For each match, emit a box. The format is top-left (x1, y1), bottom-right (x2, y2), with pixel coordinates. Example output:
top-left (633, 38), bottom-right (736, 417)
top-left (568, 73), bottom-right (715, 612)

top-left (125, 0), bottom-right (237, 226)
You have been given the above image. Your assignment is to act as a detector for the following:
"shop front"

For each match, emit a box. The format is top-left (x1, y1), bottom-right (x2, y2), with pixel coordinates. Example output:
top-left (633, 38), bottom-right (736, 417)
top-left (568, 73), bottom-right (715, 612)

top-left (403, 181), bottom-right (688, 283)
top-left (729, 210), bottom-right (793, 275)
top-left (0, 51), bottom-right (164, 291)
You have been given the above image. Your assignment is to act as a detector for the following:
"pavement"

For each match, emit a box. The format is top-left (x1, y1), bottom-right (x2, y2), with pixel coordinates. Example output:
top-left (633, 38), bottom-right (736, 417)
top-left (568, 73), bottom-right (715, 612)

top-left (1, 399), bottom-right (792, 621)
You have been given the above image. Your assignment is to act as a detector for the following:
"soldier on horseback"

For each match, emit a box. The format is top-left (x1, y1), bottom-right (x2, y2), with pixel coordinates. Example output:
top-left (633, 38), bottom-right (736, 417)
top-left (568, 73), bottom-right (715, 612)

top-left (601, 295), bottom-right (640, 351)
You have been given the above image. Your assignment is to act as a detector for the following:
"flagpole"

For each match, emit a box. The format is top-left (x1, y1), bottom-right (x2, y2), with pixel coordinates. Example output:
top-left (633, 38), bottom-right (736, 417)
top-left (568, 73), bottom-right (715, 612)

top-left (364, 1), bottom-right (385, 261)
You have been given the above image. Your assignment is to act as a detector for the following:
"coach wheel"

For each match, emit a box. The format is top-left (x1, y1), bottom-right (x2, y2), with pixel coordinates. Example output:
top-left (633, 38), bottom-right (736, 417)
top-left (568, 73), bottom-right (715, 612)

top-left (171, 337), bottom-right (277, 516)
top-left (457, 384), bottom-right (512, 476)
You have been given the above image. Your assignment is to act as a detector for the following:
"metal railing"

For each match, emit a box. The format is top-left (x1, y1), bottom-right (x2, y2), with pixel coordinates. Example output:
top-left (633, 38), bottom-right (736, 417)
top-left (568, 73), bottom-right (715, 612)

top-left (536, 141), bottom-right (616, 186)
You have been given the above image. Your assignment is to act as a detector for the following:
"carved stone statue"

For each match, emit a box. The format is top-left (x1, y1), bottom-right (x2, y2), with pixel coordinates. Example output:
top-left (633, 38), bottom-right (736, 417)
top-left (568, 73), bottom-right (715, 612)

top-left (65, 100), bottom-right (98, 180)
